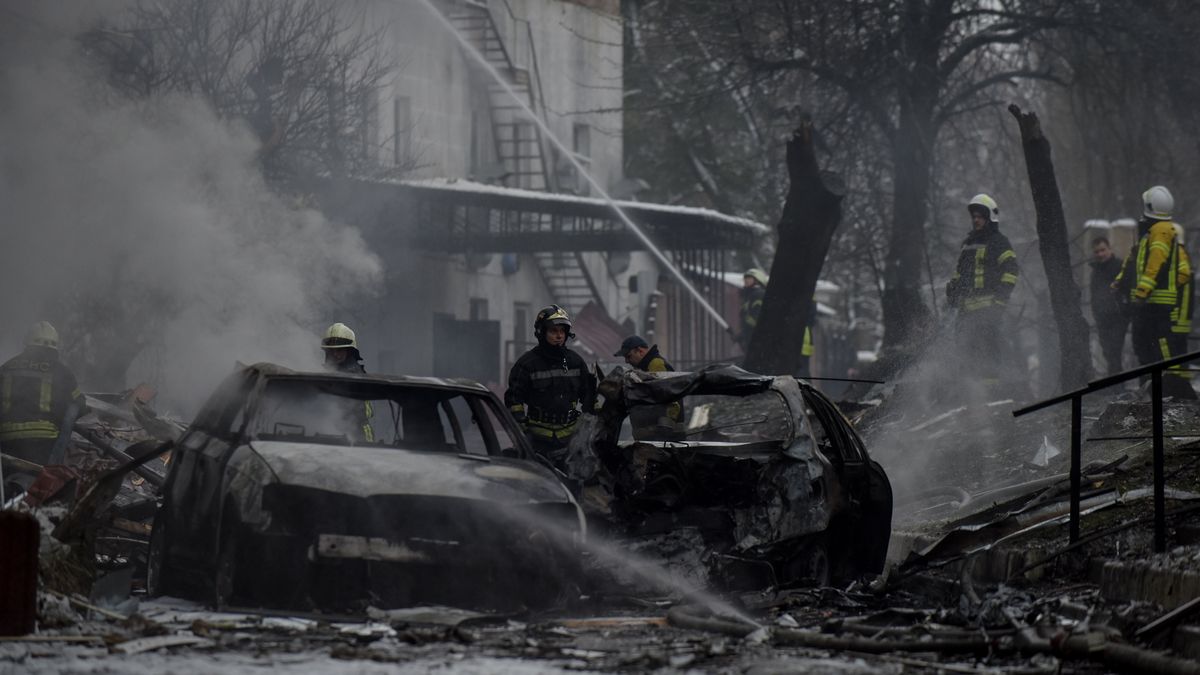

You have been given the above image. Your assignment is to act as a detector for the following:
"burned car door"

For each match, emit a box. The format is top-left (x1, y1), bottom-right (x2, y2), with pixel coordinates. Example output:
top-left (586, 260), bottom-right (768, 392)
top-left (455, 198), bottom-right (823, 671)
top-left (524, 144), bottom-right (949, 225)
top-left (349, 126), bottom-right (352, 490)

top-left (800, 387), bottom-right (892, 577)
top-left (153, 369), bottom-right (255, 588)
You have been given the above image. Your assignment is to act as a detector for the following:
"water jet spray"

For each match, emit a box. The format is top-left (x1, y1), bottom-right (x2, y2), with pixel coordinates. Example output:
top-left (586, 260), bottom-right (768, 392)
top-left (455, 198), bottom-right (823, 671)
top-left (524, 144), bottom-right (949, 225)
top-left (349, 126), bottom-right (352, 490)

top-left (415, 0), bottom-right (732, 332)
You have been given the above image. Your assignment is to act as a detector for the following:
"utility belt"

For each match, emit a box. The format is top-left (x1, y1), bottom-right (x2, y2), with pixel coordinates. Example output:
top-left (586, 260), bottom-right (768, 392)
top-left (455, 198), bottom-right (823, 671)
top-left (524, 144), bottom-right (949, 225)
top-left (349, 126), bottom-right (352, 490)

top-left (523, 407), bottom-right (581, 441)
top-left (961, 295), bottom-right (1005, 312)
top-left (526, 407), bottom-right (580, 427)
top-left (0, 419), bottom-right (59, 441)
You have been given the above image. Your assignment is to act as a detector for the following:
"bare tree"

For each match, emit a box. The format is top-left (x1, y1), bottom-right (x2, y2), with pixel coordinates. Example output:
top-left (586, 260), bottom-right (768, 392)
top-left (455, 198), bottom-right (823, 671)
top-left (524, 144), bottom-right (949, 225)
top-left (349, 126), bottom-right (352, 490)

top-left (1009, 104), bottom-right (1092, 390)
top-left (627, 0), bottom-right (1107, 366)
top-left (53, 0), bottom-right (406, 390)
top-left (744, 123), bottom-right (845, 375)
top-left (82, 0), bottom-right (416, 183)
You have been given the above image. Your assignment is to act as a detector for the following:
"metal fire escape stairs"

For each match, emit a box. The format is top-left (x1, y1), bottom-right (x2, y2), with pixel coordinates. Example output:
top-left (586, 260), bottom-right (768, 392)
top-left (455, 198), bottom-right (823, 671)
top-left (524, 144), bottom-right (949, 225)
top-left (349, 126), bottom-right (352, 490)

top-left (448, 0), bottom-right (607, 317)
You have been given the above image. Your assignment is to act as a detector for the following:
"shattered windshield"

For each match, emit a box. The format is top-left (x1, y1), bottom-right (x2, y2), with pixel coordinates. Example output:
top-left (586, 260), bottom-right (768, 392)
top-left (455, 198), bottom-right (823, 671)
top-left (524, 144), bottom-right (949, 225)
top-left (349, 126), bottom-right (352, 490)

top-left (248, 378), bottom-right (521, 456)
top-left (630, 390), bottom-right (792, 444)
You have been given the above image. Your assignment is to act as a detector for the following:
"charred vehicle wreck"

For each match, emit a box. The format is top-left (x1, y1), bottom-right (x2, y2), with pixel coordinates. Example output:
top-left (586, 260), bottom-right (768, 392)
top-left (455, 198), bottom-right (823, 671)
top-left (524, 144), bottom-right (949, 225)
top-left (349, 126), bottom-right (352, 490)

top-left (148, 363), bottom-right (584, 612)
top-left (575, 365), bottom-right (892, 589)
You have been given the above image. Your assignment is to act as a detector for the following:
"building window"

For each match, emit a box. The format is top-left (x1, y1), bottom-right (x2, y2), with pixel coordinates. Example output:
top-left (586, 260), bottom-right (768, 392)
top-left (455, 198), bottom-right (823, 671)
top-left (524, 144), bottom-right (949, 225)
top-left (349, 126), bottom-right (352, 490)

top-left (393, 96), bottom-right (411, 167)
top-left (513, 302), bottom-right (531, 345)
top-left (470, 298), bottom-right (489, 321)
top-left (360, 89), bottom-right (379, 162)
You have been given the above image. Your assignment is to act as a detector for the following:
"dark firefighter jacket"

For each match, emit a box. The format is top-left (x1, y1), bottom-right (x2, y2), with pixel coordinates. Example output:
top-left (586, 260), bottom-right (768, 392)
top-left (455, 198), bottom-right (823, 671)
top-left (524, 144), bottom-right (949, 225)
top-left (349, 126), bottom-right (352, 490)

top-left (0, 346), bottom-right (85, 445)
top-left (739, 285), bottom-right (766, 347)
top-left (946, 222), bottom-right (1019, 312)
top-left (1089, 254), bottom-right (1125, 321)
top-left (505, 344), bottom-right (596, 442)
top-left (325, 352), bottom-right (374, 442)
top-left (635, 345), bottom-right (681, 423)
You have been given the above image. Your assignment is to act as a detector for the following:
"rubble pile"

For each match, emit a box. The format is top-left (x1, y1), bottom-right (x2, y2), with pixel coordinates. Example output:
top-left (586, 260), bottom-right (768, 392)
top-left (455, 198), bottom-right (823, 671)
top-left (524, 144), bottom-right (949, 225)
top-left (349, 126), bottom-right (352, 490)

top-left (1, 386), bottom-right (183, 622)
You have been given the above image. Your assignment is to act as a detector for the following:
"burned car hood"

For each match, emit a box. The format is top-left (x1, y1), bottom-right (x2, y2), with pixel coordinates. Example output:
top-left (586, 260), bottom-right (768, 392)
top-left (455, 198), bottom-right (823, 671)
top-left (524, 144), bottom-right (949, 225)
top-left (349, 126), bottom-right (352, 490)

top-left (248, 441), bottom-right (570, 504)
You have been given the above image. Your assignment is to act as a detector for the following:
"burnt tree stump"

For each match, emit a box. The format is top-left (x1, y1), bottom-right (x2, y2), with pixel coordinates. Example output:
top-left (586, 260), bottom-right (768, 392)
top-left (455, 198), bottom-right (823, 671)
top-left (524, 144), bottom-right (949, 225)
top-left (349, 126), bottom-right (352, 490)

top-left (1008, 104), bottom-right (1093, 390)
top-left (744, 123), bottom-right (845, 375)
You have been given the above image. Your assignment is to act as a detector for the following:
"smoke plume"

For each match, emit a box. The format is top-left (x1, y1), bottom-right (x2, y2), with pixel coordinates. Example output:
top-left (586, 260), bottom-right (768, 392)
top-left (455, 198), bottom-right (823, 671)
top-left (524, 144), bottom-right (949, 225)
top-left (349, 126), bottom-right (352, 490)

top-left (0, 2), bottom-right (382, 414)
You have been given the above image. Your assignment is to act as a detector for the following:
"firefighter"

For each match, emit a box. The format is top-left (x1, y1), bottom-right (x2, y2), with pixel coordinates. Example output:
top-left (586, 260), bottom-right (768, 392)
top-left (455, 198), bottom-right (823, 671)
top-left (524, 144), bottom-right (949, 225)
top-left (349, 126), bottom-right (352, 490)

top-left (319, 322), bottom-right (375, 440)
top-left (798, 301), bottom-right (817, 379)
top-left (614, 335), bottom-right (674, 372)
top-left (945, 194), bottom-right (1019, 385)
top-left (505, 305), bottom-right (596, 470)
top-left (321, 322), bottom-right (366, 374)
top-left (1114, 186), bottom-right (1195, 399)
top-left (615, 335), bottom-right (682, 427)
top-left (738, 268), bottom-right (768, 352)
top-left (0, 322), bottom-right (86, 471)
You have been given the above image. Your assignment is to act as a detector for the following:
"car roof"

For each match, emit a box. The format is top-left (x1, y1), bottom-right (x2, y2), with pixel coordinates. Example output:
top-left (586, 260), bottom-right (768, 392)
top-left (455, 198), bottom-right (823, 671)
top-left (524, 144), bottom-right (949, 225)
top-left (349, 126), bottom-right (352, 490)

top-left (241, 362), bottom-right (492, 396)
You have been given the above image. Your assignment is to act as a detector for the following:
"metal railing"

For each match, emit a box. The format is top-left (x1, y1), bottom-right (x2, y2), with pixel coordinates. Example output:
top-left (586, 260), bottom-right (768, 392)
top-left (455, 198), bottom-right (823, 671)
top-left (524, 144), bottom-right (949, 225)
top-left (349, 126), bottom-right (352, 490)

top-left (1012, 349), bottom-right (1200, 552)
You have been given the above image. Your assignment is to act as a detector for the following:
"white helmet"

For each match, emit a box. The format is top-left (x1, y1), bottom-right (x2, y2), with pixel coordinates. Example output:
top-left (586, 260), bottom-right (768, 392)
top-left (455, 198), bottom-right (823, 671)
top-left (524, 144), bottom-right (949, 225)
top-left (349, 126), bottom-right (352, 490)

top-left (321, 322), bottom-right (357, 350)
top-left (24, 321), bottom-right (59, 350)
top-left (1143, 185), bottom-right (1174, 221)
top-left (968, 194), bottom-right (1000, 223)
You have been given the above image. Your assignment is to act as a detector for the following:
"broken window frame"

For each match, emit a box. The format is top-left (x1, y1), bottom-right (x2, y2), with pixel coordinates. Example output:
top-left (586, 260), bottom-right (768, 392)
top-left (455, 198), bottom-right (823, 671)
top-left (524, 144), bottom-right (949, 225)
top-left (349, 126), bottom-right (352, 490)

top-left (225, 373), bottom-right (525, 458)
top-left (801, 388), bottom-right (866, 464)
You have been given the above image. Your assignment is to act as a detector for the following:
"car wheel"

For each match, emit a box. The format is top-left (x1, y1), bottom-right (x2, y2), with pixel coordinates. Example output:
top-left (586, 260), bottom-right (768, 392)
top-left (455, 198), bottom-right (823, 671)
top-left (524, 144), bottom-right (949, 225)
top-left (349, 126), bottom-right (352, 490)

top-left (213, 523), bottom-right (241, 609)
top-left (146, 511), bottom-right (172, 597)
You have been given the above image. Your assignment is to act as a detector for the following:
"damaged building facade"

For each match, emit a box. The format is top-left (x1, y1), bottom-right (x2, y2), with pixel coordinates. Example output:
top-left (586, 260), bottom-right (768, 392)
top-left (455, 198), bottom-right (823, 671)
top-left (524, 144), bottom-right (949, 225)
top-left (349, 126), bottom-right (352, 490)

top-left (313, 0), bottom-right (767, 386)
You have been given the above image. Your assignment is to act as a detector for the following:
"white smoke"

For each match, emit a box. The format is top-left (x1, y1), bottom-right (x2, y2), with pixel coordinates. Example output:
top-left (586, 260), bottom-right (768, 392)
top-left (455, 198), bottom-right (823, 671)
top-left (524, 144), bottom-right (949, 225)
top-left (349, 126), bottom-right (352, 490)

top-left (0, 3), bottom-right (382, 413)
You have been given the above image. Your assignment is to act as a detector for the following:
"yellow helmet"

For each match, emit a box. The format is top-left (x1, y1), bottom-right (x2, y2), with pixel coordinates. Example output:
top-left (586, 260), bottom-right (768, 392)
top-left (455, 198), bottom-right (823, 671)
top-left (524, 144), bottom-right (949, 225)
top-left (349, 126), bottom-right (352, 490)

top-left (321, 322), bottom-right (357, 350)
top-left (968, 194), bottom-right (1000, 223)
top-left (25, 321), bottom-right (59, 350)
top-left (743, 268), bottom-right (769, 286)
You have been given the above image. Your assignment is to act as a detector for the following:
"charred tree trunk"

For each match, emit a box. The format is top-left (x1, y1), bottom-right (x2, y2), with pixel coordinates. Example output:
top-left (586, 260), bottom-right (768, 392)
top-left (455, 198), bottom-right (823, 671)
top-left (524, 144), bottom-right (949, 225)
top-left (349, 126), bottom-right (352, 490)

top-left (744, 124), bottom-right (844, 375)
top-left (881, 107), bottom-right (936, 361)
top-left (1008, 104), bottom-right (1093, 390)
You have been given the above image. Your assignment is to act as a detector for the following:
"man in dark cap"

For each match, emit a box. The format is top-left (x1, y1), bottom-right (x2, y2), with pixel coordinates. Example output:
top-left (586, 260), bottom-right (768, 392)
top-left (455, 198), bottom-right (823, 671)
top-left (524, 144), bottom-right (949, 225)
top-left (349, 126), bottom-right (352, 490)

top-left (614, 335), bottom-right (681, 427)
top-left (614, 335), bottom-right (675, 373)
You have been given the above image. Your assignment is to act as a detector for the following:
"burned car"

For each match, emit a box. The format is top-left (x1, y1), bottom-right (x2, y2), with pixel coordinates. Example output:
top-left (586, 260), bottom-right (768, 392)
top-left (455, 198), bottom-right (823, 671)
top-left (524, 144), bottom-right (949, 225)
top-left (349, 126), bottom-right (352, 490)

top-left (148, 363), bottom-right (584, 612)
top-left (578, 365), bottom-right (891, 589)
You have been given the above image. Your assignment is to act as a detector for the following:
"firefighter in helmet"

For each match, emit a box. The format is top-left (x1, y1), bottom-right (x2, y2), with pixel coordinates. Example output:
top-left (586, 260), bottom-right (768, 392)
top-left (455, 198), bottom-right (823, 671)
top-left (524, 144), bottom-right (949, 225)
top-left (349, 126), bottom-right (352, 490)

top-left (738, 268), bottom-right (768, 353)
top-left (321, 322), bottom-right (366, 374)
top-left (319, 322), bottom-right (375, 440)
top-left (0, 322), bottom-right (86, 480)
top-left (505, 305), bottom-right (596, 469)
top-left (1114, 186), bottom-right (1196, 398)
top-left (945, 194), bottom-right (1019, 386)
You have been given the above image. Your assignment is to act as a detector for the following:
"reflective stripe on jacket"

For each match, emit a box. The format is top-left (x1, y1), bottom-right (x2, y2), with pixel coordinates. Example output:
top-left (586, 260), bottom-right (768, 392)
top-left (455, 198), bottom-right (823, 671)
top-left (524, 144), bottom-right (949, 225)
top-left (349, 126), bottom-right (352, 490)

top-left (505, 344), bottom-right (596, 441)
top-left (1130, 221), bottom-right (1180, 304)
top-left (946, 223), bottom-right (1019, 312)
top-left (0, 346), bottom-right (84, 443)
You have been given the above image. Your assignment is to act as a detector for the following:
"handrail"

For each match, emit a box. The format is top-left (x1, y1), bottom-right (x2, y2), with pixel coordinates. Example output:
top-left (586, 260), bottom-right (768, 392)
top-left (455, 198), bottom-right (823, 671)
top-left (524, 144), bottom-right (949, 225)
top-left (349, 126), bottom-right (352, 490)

top-left (1012, 348), bottom-right (1200, 553)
